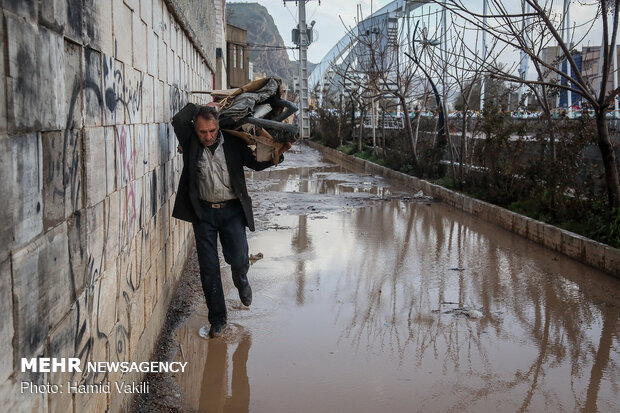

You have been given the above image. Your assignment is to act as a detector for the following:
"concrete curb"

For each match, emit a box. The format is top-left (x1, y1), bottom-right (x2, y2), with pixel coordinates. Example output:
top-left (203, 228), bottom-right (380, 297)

top-left (307, 141), bottom-right (620, 278)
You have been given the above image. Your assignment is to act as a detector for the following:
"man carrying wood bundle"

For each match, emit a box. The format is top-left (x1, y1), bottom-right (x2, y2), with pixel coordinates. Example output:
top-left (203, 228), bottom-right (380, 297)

top-left (171, 92), bottom-right (294, 338)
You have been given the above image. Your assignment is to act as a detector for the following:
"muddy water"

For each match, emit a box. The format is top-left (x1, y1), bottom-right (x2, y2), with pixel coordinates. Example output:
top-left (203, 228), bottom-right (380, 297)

top-left (173, 145), bottom-right (620, 413)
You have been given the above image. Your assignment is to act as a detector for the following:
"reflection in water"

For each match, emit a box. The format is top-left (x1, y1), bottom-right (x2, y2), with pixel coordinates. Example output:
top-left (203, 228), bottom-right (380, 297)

top-left (198, 334), bottom-right (251, 413)
top-left (172, 146), bottom-right (620, 412)
top-left (327, 202), bottom-right (620, 412)
top-left (292, 215), bottom-right (311, 305)
top-left (175, 316), bottom-right (252, 413)
top-left (246, 193), bottom-right (620, 412)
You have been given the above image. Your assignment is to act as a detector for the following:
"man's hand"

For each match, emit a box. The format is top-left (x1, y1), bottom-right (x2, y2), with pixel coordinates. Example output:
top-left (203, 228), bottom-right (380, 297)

top-left (281, 142), bottom-right (293, 153)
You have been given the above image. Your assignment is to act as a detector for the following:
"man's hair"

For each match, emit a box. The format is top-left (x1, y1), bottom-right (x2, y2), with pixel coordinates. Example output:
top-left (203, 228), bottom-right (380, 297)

top-left (193, 105), bottom-right (219, 123)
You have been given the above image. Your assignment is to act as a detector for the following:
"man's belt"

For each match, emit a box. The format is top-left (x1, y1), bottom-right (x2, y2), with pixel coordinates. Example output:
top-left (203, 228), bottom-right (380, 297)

top-left (200, 199), bottom-right (239, 209)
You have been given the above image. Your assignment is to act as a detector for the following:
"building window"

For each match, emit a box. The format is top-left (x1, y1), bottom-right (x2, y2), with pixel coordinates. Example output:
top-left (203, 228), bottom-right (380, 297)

top-left (240, 47), bottom-right (244, 69)
top-left (233, 45), bottom-right (237, 68)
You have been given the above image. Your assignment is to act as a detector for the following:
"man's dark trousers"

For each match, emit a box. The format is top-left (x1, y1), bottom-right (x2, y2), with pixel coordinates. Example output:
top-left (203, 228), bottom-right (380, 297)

top-left (192, 199), bottom-right (250, 325)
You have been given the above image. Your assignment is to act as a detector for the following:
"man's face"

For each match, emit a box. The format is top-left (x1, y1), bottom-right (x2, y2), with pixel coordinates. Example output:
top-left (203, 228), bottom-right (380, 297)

top-left (194, 116), bottom-right (219, 147)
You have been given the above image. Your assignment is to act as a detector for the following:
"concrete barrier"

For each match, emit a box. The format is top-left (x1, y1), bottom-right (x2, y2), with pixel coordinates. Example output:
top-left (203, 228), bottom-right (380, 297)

top-left (308, 141), bottom-right (620, 279)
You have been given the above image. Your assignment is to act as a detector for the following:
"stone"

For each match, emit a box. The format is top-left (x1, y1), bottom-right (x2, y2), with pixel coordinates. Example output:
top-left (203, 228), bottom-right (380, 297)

top-left (128, 176), bottom-right (143, 237)
top-left (0, 137), bottom-right (15, 261)
top-left (116, 124), bottom-right (134, 190)
top-left (86, 201), bottom-right (106, 286)
top-left (104, 126), bottom-right (116, 196)
top-left (6, 13), bottom-right (37, 132)
top-left (0, 377), bottom-right (46, 413)
top-left (142, 74), bottom-right (154, 125)
top-left (129, 283), bottom-right (146, 360)
top-left (0, 259), bottom-right (13, 383)
top-left (163, 1), bottom-right (172, 46)
top-left (142, 172), bottom-right (152, 222)
top-left (604, 246), bottom-right (620, 277)
top-left (137, 223), bottom-right (155, 284)
top-left (513, 215), bottom-right (529, 238)
top-left (58, 126), bottom-right (80, 212)
top-left (104, 191), bottom-right (121, 272)
top-left (155, 248), bottom-right (165, 299)
top-left (133, 13), bottom-right (147, 73)
top-left (39, 27), bottom-right (66, 131)
top-left (84, 0), bottom-right (114, 56)
top-left (167, 45), bottom-right (174, 87)
top-left (113, 0), bottom-right (133, 65)
top-left (67, 212), bottom-right (88, 298)
top-left (155, 79), bottom-right (164, 123)
top-left (150, 217), bottom-right (160, 273)
top-left (124, 0), bottom-right (139, 11)
top-left (134, 123), bottom-right (148, 178)
top-left (93, 265), bottom-right (118, 338)
top-left (48, 310), bottom-right (78, 413)
top-left (158, 36), bottom-right (167, 83)
top-left (561, 232), bottom-right (585, 260)
top-left (584, 239), bottom-right (606, 270)
top-left (0, 15), bottom-right (6, 132)
top-left (152, 0), bottom-right (163, 36)
top-left (159, 123), bottom-right (169, 167)
top-left (74, 390), bottom-right (108, 413)
top-left (64, 41), bottom-right (83, 129)
top-left (3, 0), bottom-right (38, 21)
top-left (84, 127), bottom-right (107, 207)
top-left (102, 56), bottom-right (125, 125)
top-left (148, 30), bottom-right (158, 76)
top-left (124, 69), bottom-right (143, 123)
top-left (149, 123), bottom-right (160, 169)
top-left (542, 224), bottom-right (562, 252)
top-left (140, 0), bottom-right (152, 28)
top-left (42, 131), bottom-right (66, 230)
top-left (64, 0), bottom-right (84, 43)
top-left (12, 223), bottom-right (71, 359)
top-left (10, 134), bottom-right (43, 249)
top-left (84, 48), bottom-right (103, 126)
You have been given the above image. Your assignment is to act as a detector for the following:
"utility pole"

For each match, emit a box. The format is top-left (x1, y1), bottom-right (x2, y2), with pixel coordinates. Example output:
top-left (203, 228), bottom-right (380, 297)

top-left (564, 0), bottom-right (572, 117)
top-left (286, 0), bottom-right (319, 140)
top-left (480, 0), bottom-right (487, 111)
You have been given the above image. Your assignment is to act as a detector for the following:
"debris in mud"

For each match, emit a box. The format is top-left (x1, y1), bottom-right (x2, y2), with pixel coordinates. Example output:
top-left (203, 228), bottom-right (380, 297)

top-left (433, 302), bottom-right (484, 319)
top-left (439, 307), bottom-right (484, 319)
top-left (381, 192), bottom-right (434, 203)
top-left (449, 267), bottom-right (466, 271)
top-left (250, 252), bottom-right (264, 263)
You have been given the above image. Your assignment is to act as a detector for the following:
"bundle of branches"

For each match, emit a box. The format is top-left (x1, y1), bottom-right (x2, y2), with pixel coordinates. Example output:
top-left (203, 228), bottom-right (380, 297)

top-left (198, 77), bottom-right (299, 165)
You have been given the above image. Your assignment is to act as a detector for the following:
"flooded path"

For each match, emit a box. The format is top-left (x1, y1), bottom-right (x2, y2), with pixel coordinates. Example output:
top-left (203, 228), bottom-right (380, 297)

top-left (172, 145), bottom-right (620, 413)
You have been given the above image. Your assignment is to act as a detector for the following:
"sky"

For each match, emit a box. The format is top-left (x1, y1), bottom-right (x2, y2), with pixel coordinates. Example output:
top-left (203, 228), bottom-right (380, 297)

top-left (228, 0), bottom-right (393, 63)
top-left (228, 1), bottom-right (610, 78)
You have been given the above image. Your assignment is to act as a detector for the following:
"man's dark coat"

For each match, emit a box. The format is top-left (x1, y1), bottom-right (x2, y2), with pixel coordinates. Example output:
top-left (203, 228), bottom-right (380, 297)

top-left (171, 103), bottom-right (275, 231)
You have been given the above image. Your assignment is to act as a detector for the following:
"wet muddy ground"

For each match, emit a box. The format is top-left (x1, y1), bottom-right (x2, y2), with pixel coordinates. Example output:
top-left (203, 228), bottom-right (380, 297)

top-left (135, 145), bottom-right (620, 413)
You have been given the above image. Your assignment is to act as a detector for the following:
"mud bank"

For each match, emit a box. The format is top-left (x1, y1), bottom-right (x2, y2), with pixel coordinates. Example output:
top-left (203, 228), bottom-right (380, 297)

top-left (133, 145), bottom-right (620, 413)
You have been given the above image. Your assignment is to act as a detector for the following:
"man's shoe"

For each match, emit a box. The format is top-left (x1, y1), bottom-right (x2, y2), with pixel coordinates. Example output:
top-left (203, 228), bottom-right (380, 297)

top-left (208, 322), bottom-right (227, 338)
top-left (239, 284), bottom-right (252, 307)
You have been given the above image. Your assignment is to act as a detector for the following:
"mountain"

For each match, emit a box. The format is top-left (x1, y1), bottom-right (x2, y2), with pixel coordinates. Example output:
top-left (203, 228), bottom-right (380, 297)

top-left (226, 2), bottom-right (298, 85)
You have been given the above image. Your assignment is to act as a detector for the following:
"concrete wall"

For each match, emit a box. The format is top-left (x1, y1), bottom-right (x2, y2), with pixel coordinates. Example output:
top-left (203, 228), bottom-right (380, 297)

top-left (0, 1), bottom-right (215, 412)
top-left (308, 142), bottom-right (620, 279)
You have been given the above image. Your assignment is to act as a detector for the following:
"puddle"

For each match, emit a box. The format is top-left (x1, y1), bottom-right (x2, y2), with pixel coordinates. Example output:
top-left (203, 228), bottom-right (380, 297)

top-left (171, 144), bottom-right (620, 413)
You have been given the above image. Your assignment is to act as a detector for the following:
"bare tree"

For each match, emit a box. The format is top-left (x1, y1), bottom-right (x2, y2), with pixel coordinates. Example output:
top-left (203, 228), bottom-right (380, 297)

top-left (334, 12), bottom-right (428, 170)
top-left (432, 0), bottom-right (620, 208)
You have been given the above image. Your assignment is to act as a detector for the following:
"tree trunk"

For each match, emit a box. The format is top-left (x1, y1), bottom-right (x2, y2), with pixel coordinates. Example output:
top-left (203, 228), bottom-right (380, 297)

top-left (459, 115), bottom-right (468, 189)
top-left (596, 112), bottom-right (620, 208)
top-left (358, 108), bottom-right (365, 152)
top-left (399, 95), bottom-right (418, 170)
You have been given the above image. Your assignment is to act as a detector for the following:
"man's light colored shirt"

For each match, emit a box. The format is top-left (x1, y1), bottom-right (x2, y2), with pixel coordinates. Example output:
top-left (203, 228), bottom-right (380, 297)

top-left (197, 133), bottom-right (237, 202)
